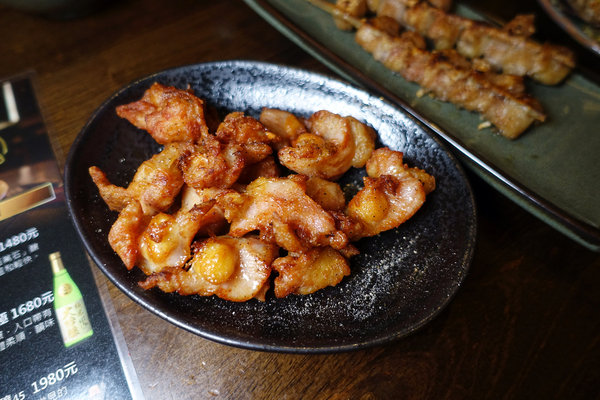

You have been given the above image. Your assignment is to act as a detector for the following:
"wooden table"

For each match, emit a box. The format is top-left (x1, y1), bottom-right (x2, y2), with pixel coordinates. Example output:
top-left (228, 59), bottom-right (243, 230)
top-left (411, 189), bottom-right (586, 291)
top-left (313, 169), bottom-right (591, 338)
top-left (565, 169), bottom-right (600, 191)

top-left (2, 0), bottom-right (599, 398)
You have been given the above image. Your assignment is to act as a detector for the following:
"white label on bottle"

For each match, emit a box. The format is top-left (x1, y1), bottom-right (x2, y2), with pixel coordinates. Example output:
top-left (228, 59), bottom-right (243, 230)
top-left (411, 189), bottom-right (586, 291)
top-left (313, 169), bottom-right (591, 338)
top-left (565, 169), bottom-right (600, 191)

top-left (55, 298), bottom-right (93, 346)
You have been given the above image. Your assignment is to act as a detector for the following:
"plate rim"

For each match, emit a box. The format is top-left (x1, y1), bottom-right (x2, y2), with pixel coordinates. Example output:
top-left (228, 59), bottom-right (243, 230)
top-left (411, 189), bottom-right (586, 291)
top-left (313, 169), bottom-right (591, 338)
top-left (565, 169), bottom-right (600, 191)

top-left (64, 60), bottom-right (477, 353)
top-left (537, 0), bottom-right (600, 57)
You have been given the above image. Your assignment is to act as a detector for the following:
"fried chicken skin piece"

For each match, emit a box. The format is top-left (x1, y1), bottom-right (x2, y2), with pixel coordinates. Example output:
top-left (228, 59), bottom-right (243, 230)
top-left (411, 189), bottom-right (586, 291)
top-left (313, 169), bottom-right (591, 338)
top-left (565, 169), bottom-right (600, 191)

top-left (272, 247), bottom-right (351, 298)
top-left (347, 115), bottom-right (377, 168)
top-left (346, 147), bottom-right (433, 239)
top-left (366, 146), bottom-right (435, 194)
top-left (217, 175), bottom-right (349, 252)
top-left (346, 175), bottom-right (425, 239)
top-left (116, 82), bottom-right (210, 145)
top-left (261, 108), bottom-right (375, 168)
top-left (305, 176), bottom-right (346, 211)
top-left (89, 142), bottom-right (187, 215)
top-left (181, 186), bottom-right (229, 237)
top-left (108, 201), bottom-right (150, 270)
top-left (139, 236), bottom-right (279, 302)
top-left (215, 112), bottom-right (278, 164)
top-left (259, 108), bottom-right (308, 151)
top-left (108, 199), bottom-right (215, 274)
top-left (278, 110), bottom-right (356, 180)
top-left (137, 201), bottom-right (216, 275)
top-left (88, 166), bottom-right (130, 212)
top-left (237, 155), bottom-right (281, 184)
top-left (178, 135), bottom-right (245, 190)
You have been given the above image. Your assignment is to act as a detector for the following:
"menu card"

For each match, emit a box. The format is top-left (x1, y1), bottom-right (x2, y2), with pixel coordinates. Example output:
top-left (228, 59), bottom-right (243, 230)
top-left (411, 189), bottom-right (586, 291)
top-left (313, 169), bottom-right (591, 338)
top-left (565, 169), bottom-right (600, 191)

top-left (0, 73), bottom-right (142, 400)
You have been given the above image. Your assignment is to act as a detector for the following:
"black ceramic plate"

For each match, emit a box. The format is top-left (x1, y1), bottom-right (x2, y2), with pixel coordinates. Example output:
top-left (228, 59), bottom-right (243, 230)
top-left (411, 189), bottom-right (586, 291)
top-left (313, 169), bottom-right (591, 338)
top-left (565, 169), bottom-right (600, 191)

top-left (64, 61), bottom-right (476, 353)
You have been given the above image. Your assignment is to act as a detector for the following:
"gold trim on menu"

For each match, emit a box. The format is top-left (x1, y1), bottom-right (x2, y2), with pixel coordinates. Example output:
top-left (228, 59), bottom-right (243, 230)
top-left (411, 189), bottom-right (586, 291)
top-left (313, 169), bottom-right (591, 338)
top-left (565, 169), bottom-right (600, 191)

top-left (0, 182), bottom-right (55, 221)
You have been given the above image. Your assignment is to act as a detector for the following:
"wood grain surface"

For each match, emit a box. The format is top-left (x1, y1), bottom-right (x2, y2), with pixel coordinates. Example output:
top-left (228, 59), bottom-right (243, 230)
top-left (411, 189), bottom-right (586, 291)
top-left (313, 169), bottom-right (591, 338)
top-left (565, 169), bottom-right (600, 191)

top-left (2, 0), bottom-right (598, 399)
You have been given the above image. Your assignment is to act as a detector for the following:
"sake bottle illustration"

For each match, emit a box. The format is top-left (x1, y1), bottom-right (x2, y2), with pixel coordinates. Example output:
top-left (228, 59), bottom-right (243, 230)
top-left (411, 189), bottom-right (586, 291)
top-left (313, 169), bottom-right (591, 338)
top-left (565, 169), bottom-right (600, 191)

top-left (50, 251), bottom-right (93, 347)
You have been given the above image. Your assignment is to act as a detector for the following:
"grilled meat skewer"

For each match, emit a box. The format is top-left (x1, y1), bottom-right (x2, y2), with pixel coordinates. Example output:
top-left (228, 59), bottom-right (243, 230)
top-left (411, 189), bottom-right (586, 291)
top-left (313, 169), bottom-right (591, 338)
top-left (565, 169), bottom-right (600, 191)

top-left (307, 0), bottom-right (545, 138)
top-left (356, 18), bottom-right (545, 138)
top-left (375, 0), bottom-right (575, 85)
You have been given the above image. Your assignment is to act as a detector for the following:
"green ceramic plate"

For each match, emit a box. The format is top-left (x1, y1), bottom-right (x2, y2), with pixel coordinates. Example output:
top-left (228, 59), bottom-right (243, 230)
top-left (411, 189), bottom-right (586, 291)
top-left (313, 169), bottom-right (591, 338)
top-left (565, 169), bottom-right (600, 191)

top-left (244, 0), bottom-right (600, 251)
